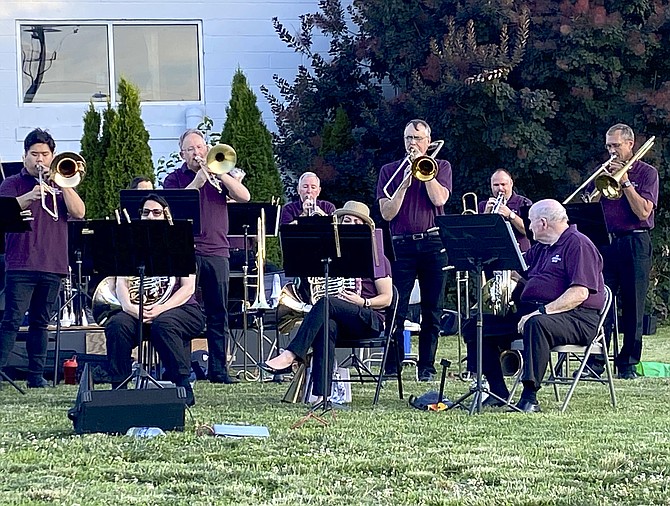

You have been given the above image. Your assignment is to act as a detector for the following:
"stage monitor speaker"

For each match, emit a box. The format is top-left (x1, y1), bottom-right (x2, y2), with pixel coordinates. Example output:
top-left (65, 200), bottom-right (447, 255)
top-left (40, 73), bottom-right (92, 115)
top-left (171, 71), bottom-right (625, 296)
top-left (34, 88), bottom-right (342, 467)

top-left (67, 364), bottom-right (187, 434)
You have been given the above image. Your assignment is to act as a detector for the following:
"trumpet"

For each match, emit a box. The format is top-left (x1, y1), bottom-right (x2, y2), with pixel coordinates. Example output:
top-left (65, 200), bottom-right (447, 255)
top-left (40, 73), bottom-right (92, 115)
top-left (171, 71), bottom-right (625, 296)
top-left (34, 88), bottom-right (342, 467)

top-left (491, 191), bottom-right (505, 214)
top-left (462, 192), bottom-right (478, 215)
top-left (199, 143), bottom-right (237, 193)
top-left (382, 140), bottom-right (444, 199)
top-left (38, 152), bottom-right (86, 221)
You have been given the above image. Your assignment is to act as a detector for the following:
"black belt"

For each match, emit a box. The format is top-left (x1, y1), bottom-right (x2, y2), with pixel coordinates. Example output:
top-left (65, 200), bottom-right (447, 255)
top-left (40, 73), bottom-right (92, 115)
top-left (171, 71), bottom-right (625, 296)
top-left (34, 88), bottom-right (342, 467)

top-left (392, 229), bottom-right (440, 241)
top-left (612, 229), bottom-right (649, 238)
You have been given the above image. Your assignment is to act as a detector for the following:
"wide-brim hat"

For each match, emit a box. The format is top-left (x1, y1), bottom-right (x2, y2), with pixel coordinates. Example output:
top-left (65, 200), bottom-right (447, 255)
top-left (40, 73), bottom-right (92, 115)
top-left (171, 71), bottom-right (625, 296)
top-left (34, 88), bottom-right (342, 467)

top-left (333, 201), bottom-right (375, 228)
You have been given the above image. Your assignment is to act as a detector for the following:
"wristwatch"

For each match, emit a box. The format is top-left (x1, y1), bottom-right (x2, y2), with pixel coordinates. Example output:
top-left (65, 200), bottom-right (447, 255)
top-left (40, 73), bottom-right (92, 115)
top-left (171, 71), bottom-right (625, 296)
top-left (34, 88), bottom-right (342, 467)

top-left (538, 305), bottom-right (547, 314)
top-left (622, 181), bottom-right (633, 189)
top-left (508, 211), bottom-right (517, 222)
top-left (364, 298), bottom-right (371, 308)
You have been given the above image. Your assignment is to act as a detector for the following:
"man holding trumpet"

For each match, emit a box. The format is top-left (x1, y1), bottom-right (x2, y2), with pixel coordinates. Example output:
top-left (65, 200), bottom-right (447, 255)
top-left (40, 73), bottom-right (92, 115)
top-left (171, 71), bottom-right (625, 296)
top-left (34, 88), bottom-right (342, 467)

top-left (163, 128), bottom-right (250, 385)
top-left (280, 171), bottom-right (335, 224)
top-left (0, 129), bottom-right (85, 388)
top-left (377, 119), bottom-right (451, 381)
top-left (587, 123), bottom-right (658, 380)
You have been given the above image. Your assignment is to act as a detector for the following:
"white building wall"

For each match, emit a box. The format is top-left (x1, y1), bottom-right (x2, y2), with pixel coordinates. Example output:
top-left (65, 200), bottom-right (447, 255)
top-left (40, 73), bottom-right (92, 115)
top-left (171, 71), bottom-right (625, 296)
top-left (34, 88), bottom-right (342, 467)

top-left (0, 0), bottom-right (330, 164)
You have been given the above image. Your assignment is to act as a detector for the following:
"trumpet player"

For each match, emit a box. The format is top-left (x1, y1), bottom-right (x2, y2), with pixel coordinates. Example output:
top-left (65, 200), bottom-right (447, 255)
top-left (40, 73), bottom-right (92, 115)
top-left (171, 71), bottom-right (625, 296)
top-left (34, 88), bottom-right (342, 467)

top-left (0, 129), bottom-right (85, 388)
top-left (163, 129), bottom-right (250, 385)
top-left (586, 124), bottom-right (658, 380)
top-left (280, 171), bottom-right (335, 224)
top-left (377, 119), bottom-right (451, 382)
top-left (105, 195), bottom-right (205, 406)
top-left (480, 169), bottom-right (532, 252)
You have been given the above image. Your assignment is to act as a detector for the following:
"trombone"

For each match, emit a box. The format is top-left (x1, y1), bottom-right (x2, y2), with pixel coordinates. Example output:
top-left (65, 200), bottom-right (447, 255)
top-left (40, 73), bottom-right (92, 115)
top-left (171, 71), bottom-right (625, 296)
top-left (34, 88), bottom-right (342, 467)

top-left (201, 143), bottom-right (237, 193)
top-left (382, 140), bottom-right (444, 200)
top-left (38, 152), bottom-right (86, 221)
top-left (562, 154), bottom-right (616, 204)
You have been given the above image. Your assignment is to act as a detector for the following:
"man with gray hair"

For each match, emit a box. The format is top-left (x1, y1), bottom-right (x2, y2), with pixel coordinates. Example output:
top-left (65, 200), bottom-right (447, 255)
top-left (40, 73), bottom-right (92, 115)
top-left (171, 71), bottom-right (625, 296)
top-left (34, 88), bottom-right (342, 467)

top-left (163, 128), bottom-right (250, 384)
top-left (464, 199), bottom-right (606, 411)
top-left (280, 171), bottom-right (335, 224)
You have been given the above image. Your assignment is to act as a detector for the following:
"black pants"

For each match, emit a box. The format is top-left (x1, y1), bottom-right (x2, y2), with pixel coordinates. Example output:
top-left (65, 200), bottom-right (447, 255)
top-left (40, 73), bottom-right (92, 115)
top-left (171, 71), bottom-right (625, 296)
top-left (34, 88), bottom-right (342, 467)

top-left (600, 231), bottom-right (652, 367)
top-left (389, 235), bottom-right (447, 375)
top-left (196, 255), bottom-right (231, 378)
top-left (0, 271), bottom-right (62, 378)
top-left (522, 308), bottom-right (600, 389)
top-left (286, 297), bottom-right (382, 396)
top-left (105, 304), bottom-right (205, 384)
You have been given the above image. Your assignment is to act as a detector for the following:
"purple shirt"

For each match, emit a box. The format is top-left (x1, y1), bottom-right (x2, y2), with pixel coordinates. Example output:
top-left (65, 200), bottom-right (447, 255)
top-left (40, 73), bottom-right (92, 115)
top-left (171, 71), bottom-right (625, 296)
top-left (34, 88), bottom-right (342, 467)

top-left (360, 254), bottom-right (392, 321)
top-left (0, 168), bottom-right (70, 275)
top-left (600, 160), bottom-right (659, 233)
top-left (521, 225), bottom-right (605, 310)
top-left (280, 199), bottom-right (336, 224)
top-left (478, 192), bottom-right (533, 252)
top-left (163, 163), bottom-right (230, 257)
top-left (376, 158), bottom-right (453, 235)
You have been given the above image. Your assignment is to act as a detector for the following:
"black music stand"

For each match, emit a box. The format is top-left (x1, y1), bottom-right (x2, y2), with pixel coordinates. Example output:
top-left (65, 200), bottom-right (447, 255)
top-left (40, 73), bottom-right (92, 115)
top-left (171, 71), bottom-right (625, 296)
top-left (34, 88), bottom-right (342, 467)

top-left (228, 203), bottom-right (281, 379)
top-left (436, 214), bottom-right (527, 415)
top-left (0, 197), bottom-right (32, 394)
top-left (120, 189), bottom-right (201, 235)
top-left (281, 218), bottom-right (373, 426)
top-left (78, 219), bottom-right (196, 389)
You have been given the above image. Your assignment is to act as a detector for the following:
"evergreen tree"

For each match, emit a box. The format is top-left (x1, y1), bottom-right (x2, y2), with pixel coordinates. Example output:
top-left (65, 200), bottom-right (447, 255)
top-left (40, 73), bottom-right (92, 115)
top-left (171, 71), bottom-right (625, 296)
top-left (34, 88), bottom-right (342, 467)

top-left (103, 77), bottom-right (154, 217)
top-left (221, 69), bottom-right (283, 202)
top-left (78, 102), bottom-right (102, 217)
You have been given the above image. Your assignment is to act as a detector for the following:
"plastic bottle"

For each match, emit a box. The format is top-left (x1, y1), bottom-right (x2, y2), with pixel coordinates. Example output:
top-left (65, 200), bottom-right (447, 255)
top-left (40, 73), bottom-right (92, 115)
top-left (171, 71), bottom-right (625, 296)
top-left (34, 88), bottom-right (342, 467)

top-left (63, 355), bottom-right (78, 385)
top-left (125, 427), bottom-right (166, 438)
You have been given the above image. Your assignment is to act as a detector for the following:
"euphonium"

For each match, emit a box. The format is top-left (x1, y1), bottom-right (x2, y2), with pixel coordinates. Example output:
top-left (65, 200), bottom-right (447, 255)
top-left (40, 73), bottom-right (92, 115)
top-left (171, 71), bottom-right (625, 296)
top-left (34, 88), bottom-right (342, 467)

top-left (482, 270), bottom-right (517, 316)
top-left (92, 276), bottom-right (176, 326)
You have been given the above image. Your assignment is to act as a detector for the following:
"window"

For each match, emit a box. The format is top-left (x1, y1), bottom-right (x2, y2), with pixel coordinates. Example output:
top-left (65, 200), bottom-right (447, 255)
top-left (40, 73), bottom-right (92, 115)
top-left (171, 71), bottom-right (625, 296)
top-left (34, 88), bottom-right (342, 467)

top-left (20, 22), bottom-right (201, 104)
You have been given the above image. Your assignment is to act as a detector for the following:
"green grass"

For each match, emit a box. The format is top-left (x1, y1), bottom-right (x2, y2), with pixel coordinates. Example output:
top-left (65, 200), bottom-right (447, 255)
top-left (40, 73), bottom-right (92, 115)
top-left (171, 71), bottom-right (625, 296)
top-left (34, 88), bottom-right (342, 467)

top-left (2, 330), bottom-right (670, 505)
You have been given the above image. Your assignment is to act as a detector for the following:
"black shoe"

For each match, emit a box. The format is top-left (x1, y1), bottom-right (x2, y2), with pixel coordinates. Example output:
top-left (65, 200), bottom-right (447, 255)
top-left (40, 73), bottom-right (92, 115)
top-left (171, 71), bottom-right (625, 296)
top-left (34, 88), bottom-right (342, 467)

top-left (617, 366), bottom-right (639, 380)
top-left (573, 366), bottom-right (604, 379)
top-left (514, 398), bottom-right (541, 413)
top-left (482, 395), bottom-right (508, 408)
top-left (418, 371), bottom-right (436, 382)
top-left (182, 383), bottom-right (196, 407)
top-left (26, 376), bottom-right (50, 388)
top-left (258, 362), bottom-right (293, 376)
top-left (208, 373), bottom-right (240, 384)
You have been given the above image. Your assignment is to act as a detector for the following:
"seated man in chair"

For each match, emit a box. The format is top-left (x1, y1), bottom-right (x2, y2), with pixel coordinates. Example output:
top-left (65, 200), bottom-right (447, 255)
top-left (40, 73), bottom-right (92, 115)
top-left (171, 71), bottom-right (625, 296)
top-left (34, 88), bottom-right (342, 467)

top-left (260, 201), bottom-right (393, 403)
top-left (105, 194), bottom-right (205, 406)
top-left (466, 199), bottom-right (605, 412)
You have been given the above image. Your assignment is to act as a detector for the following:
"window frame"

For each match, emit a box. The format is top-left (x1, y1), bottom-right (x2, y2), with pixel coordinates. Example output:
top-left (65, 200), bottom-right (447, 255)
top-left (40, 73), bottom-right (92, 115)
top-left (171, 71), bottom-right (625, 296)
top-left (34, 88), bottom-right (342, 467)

top-left (16, 19), bottom-right (205, 106)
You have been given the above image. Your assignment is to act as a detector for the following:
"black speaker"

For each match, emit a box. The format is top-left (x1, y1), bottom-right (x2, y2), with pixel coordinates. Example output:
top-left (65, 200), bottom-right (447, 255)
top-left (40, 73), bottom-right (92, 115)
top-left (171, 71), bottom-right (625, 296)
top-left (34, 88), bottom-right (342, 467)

top-left (67, 365), bottom-right (187, 434)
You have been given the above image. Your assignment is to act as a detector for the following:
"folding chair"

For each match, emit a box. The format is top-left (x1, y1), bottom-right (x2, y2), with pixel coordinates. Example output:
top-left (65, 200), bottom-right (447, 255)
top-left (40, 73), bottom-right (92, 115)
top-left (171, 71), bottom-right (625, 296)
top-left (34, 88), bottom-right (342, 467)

top-left (336, 285), bottom-right (403, 405)
top-left (543, 285), bottom-right (616, 412)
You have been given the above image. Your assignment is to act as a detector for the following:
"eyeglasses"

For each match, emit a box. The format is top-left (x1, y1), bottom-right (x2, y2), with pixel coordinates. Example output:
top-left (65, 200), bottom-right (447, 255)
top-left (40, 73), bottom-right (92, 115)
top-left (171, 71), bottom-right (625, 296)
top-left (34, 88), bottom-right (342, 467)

top-left (141, 208), bottom-right (165, 217)
top-left (404, 135), bottom-right (427, 143)
top-left (183, 145), bottom-right (207, 154)
top-left (605, 143), bottom-right (622, 149)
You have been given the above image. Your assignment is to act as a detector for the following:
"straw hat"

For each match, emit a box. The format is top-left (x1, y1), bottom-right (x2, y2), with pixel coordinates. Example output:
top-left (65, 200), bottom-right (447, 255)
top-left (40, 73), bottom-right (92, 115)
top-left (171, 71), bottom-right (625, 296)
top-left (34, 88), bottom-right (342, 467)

top-left (333, 201), bottom-right (375, 228)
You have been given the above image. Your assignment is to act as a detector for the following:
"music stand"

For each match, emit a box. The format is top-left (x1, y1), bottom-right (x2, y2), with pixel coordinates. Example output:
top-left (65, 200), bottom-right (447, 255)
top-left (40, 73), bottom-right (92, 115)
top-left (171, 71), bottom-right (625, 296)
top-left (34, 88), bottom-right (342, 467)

top-left (77, 219), bottom-right (196, 389)
top-left (120, 189), bottom-right (201, 235)
top-left (228, 203), bottom-right (281, 379)
top-left (281, 218), bottom-right (373, 425)
top-left (0, 197), bottom-right (32, 394)
top-left (436, 214), bottom-right (527, 415)
top-left (564, 202), bottom-right (611, 248)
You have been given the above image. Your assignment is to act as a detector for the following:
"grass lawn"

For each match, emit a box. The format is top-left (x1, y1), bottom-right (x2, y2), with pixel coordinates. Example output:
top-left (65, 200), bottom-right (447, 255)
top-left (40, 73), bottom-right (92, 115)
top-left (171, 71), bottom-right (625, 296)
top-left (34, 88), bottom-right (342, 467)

top-left (2, 329), bottom-right (670, 505)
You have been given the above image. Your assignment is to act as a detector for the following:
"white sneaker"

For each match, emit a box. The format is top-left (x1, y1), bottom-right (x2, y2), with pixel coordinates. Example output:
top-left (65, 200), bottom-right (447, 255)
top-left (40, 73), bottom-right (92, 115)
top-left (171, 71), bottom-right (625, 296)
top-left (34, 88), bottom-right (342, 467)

top-left (404, 320), bottom-right (421, 332)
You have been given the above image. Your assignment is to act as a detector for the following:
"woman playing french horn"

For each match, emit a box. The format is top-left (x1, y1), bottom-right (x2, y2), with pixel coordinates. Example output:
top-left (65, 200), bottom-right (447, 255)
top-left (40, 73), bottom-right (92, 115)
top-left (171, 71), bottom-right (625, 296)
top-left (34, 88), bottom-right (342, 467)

top-left (260, 201), bottom-right (393, 403)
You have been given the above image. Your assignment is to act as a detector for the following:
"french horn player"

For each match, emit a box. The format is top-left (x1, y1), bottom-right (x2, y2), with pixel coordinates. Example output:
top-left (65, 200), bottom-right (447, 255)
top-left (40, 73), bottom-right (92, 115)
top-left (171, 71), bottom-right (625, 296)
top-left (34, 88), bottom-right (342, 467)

top-left (104, 194), bottom-right (205, 406)
top-left (260, 201), bottom-right (393, 404)
top-left (0, 128), bottom-right (85, 389)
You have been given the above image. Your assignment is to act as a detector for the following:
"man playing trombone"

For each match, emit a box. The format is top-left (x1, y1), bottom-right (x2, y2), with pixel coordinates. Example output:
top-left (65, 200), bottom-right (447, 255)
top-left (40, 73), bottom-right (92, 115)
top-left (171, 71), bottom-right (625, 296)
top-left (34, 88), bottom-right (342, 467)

top-left (0, 129), bottom-right (85, 388)
top-left (163, 129), bottom-right (250, 385)
top-left (587, 124), bottom-right (658, 380)
top-left (376, 119), bottom-right (451, 381)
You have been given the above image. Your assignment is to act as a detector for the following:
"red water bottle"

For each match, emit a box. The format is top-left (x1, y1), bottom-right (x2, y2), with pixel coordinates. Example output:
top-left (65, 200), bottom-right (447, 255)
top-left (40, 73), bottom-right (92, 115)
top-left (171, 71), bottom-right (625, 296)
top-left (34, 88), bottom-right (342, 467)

top-left (63, 355), bottom-right (78, 385)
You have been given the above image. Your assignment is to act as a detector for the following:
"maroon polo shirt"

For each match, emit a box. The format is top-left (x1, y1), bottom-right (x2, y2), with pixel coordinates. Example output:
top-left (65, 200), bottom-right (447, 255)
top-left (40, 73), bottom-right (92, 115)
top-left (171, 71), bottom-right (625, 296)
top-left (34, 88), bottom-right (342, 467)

top-left (280, 199), bottom-right (336, 224)
top-left (599, 160), bottom-right (658, 233)
top-left (521, 225), bottom-right (605, 310)
top-left (478, 192), bottom-right (533, 252)
top-left (376, 158), bottom-right (453, 235)
top-left (163, 163), bottom-right (230, 257)
top-left (0, 168), bottom-right (70, 275)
